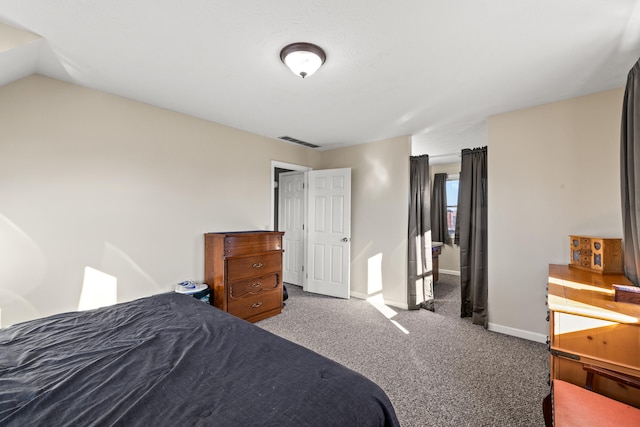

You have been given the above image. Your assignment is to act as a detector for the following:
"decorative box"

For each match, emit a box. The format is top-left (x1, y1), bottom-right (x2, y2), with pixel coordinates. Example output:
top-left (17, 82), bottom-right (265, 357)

top-left (569, 235), bottom-right (623, 274)
top-left (613, 284), bottom-right (640, 304)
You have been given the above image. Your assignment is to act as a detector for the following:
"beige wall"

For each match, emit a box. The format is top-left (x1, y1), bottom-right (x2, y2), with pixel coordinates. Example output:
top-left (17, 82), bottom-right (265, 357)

top-left (4, 74), bottom-right (621, 340)
top-left (429, 162), bottom-right (461, 275)
top-left (321, 137), bottom-right (411, 308)
top-left (0, 74), bottom-right (411, 327)
top-left (0, 74), bottom-right (322, 326)
top-left (488, 88), bottom-right (624, 342)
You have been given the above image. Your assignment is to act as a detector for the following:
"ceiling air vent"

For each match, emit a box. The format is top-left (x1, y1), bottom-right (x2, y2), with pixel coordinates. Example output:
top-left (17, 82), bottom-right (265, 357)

top-left (278, 136), bottom-right (319, 149)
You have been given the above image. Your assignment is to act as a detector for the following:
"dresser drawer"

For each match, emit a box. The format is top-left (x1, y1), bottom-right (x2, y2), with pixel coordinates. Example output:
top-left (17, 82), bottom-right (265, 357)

top-left (553, 312), bottom-right (640, 368)
top-left (224, 234), bottom-right (282, 257)
top-left (227, 252), bottom-right (282, 281)
top-left (580, 237), bottom-right (590, 248)
top-left (229, 273), bottom-right (279, 299)
top-left (228, 288), bottom-right (282, 320)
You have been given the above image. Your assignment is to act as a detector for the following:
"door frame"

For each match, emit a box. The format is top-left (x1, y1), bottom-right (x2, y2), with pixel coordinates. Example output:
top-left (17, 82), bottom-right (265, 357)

top-left (278, 170), bottom-right (307, 287)
top-left (270, 160), bottom-right (311, 232)
top-left (271, 162), bottom-right (351, 298)
top-left (272, 161), bottom-right (311, 290)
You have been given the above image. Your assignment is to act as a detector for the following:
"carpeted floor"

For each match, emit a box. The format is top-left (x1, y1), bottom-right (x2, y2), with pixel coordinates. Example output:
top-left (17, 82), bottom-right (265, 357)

top-left (257, 274), bottom-right (549, 427)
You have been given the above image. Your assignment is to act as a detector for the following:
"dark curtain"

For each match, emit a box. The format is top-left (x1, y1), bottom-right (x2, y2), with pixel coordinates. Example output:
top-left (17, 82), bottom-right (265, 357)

top-left (408, 155), bottom-right (434, 311)
top-left (456, 147), bottom-right (488, 327)
top-left (431, 173), bottom-right (449, 244)
top-left (621, 58), bottom-right (640, 287)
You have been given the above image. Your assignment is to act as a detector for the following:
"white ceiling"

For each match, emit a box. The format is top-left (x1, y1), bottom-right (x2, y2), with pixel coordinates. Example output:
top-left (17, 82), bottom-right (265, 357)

top-left (1, 1), bottom-right (640, 159)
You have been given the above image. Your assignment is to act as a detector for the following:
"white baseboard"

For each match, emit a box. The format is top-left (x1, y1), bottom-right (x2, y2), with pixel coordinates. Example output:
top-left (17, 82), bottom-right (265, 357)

top-left (350, 291), bottom-right (409, 310)
top-left (382, 300), bottom-right (409, 310)
top-left (439, 269), bottom-right (460, 276)
top-left (488, 323), bottom-right (547, 344)
top-left (352, 291), bottom-right (549, 343)
top-left (349, 290), bottom-right (368, 300)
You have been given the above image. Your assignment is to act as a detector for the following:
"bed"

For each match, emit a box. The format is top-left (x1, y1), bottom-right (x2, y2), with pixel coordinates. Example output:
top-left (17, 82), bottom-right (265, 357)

top-left (0, 292), bottom-right (399, 426)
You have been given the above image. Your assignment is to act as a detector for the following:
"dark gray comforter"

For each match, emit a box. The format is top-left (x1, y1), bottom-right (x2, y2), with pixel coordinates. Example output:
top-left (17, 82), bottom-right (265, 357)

top-left (0, 292), bottom-right (399, 426)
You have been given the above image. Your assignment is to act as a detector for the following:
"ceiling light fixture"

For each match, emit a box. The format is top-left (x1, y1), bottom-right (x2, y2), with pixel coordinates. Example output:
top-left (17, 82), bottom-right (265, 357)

top-left (280, 42), bottom-right (326, 78)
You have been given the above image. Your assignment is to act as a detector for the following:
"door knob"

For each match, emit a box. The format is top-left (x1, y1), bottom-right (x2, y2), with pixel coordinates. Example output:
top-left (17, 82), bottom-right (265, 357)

top-left (342, 237), bottom-right (349, 242)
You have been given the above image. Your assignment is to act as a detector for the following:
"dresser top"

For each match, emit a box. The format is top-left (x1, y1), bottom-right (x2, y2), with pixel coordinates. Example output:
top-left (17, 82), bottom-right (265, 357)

top-left (548, 264), bottom-right (640, 324)
top-left (205, 230), bottom-right (284, 236)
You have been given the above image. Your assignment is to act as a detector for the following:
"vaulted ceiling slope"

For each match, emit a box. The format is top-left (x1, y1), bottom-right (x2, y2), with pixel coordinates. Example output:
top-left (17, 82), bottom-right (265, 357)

top-left (1, 1), bottom-right (639, 153)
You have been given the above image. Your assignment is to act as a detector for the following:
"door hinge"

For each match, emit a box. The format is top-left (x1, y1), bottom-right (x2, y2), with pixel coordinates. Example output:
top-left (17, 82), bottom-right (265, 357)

top-left (302, 265), bottom-right (304, 272)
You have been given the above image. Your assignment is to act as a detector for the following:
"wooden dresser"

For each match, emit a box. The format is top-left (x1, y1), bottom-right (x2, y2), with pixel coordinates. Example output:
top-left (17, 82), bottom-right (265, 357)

top-left (204, 231), bottom-right (284, 323)
top-left (432, 242), bottom-right (443, 282)
top-left (547, 264), bottom-right (640, 407)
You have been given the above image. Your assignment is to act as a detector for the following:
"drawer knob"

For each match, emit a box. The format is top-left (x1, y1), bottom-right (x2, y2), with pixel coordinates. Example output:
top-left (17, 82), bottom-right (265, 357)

top-left (252, 262), bottom-right (264, 268)
top-left (251, 282), bottom-right (262, 288)
top-left (251, 301), bottom-right (263, 308)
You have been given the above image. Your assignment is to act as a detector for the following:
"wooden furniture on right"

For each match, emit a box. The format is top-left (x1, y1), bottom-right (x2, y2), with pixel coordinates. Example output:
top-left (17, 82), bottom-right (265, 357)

top-left (204, 231), bottom-right (284, 323)
top-left (547, 264), bottom-right (640, 408)
top-left (432, 242), bottom-right (443, 282)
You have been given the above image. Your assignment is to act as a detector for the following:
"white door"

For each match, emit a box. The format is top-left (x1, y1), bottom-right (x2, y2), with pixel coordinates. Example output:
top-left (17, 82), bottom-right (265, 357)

top-left (278, 172), bottom-right (305, 286)
top-left (306, 168), bottom-right (351, 299)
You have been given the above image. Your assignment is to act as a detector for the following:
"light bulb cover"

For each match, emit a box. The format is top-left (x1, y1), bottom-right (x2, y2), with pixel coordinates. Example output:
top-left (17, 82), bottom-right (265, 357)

top-left (280, 42), bottom-right (326, 78)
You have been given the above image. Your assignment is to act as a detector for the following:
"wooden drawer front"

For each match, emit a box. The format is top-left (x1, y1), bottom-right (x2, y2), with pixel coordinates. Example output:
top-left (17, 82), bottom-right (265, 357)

top-left (574, 237), bottom-right (591, 266)
top-left (570, 236), bottom-right (590, 266)
top-left (228, 288), bottom-right (282, 319)
top-left (581, 237), bottom-right (590, 249)
top-left (224, 234), bottom-right (282, 257)
top-left (554, 312), bottom-right (640, 369)
top-left (229, 274), bottom-right (279, 299)
top-left (227, 252), bottom-right (282, 281)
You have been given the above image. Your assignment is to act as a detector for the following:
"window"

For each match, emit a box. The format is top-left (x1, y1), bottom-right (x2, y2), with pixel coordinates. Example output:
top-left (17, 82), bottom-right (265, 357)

top-left (446, 175), bottom-right (459, 237)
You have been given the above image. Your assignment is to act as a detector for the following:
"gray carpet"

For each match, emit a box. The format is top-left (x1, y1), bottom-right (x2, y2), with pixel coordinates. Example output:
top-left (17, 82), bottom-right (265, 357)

top-left (257, 274), bottom-right (549, 427)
